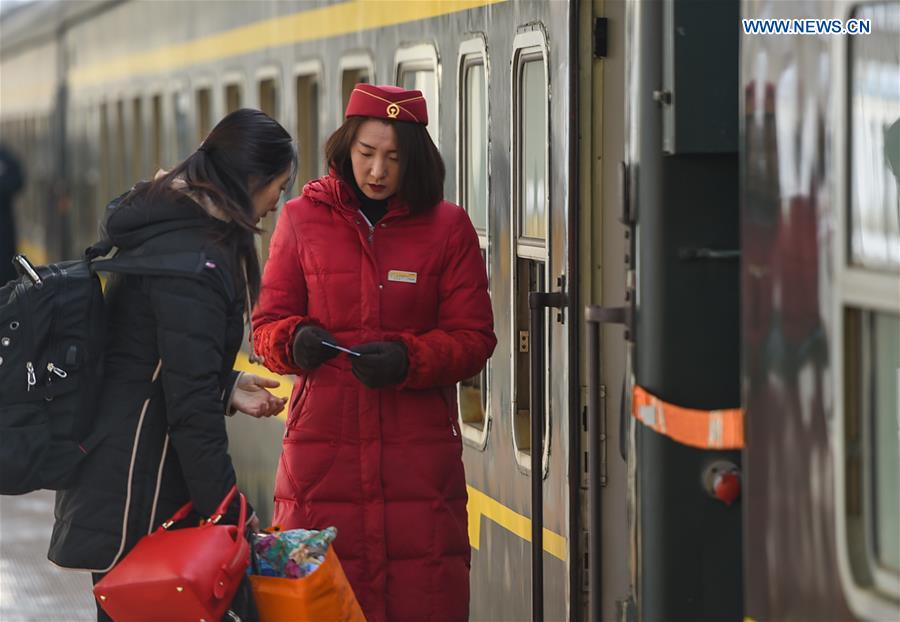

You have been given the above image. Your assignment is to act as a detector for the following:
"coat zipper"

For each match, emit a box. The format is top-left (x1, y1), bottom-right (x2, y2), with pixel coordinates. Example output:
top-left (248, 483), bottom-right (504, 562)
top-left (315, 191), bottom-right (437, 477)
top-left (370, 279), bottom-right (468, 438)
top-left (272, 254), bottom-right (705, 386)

top-left (85, 360), bottom-right (162, 573)
top-left (356, 209), bottom-right (461, 438)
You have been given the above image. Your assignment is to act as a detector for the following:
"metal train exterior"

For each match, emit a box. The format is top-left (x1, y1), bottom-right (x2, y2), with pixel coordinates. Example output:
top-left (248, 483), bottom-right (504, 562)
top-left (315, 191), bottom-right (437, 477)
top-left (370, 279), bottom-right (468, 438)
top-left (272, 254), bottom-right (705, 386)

top-left (1, 1), bottom-right (897, 621)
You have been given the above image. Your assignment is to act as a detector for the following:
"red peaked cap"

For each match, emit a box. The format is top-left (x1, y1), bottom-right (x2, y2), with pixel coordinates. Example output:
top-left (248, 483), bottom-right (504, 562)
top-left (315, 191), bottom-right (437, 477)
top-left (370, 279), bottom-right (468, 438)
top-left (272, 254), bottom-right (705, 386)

top-left (344, 83), bottom-right (428, 125)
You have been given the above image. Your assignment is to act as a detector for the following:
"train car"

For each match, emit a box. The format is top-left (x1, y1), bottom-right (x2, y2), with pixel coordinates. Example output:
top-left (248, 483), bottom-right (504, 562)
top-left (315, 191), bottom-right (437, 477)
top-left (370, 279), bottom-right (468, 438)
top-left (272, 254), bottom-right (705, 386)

top-left (0, 0), bottom-right (897, 620)
top-left (740, 1), bottom-right (899, 620)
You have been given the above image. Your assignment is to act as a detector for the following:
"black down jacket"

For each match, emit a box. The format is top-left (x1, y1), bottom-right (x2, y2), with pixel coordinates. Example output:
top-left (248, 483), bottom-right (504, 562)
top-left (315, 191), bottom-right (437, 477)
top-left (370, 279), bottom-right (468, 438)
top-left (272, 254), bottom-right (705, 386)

top-left (48, 185), bottom-right (251, 571)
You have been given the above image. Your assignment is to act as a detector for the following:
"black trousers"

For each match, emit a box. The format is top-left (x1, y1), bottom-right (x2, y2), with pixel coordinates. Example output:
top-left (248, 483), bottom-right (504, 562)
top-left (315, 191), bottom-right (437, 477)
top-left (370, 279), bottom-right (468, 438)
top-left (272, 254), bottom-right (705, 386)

top-left (90, 573), bottom-right (113, 622)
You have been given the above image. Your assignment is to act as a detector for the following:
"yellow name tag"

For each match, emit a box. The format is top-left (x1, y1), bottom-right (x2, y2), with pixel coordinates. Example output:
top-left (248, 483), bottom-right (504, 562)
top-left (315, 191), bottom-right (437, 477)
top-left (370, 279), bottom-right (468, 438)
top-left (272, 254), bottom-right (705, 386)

top-left (387, 270), bottom-right (417, 284)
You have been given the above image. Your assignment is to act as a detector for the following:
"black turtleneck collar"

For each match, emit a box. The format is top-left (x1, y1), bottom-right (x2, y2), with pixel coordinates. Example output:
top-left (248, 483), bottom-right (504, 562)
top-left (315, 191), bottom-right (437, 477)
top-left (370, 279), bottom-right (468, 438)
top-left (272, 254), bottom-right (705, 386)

top-left (351, 179), bottom-right (389, 225)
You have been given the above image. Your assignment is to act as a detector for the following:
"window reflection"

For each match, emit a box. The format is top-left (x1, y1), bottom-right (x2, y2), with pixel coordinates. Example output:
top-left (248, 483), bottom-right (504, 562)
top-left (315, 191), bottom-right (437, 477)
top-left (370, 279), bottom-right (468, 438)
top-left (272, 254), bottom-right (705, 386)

top-left (464, 61), bottom-right (488, 232)
top-left (844, 308), bottom-right (900, 593)
top-left (521, 59), bottom-right (547, 240)
top-left (869, 311), bottom-right (899, 573)
top-left (850, 3), bottom-right (900, 270)
top-left (458, 55), bottom-right (490, 436)
top-left (401, 68), bottom-right (438, 146)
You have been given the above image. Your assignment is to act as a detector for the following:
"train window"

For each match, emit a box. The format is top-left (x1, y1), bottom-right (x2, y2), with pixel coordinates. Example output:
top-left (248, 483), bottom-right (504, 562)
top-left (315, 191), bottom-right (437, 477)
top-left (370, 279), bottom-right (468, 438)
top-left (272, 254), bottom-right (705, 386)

top-left (99, 102), bottom-right (110, 202)
top-left (843, 309), bottom-right (900, 591)
top-left (225, 81), bottom-right (242, 114)
top-left (511, 33), bottom-right (550, 471)
top-left (520, 60), bottom-right (548, 241)
top-left (461, 53), bottom-right (488, 232)
top-left (172, 88), bottom-right (191, 161)
top-left (151, 94), bottom-right (163, 173)
top-left (114, 99), bottom-right (127, 194)
top-left (837, 3), bottom-right (900, 610)
top-left (395, 44), bottom-right (439, 146)
top-left (195, 86), bottom-right (212, 143)
top-left (340, 54), bottom-right (374, 112)
top-left (849, 2), bottom-right (900, 271)
top-left (71, 106), bottom-right (95, 250)
top-left (256, 71), bottom-right (282, 264)
top-left (131, 97), bottom-right (143, 182)
top-left (457, 38), bottom-right (490, 446)
top-left (295, 68), bottom-right (321, 191)
top-left (513, 258), bottom-right (546, 457)
top-left (258, 74), bottom-right (279, 119)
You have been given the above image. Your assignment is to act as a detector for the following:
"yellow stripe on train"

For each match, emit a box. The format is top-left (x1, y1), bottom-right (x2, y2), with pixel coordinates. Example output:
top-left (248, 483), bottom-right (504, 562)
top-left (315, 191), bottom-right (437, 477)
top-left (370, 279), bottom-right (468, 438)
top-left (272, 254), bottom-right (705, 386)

top-left (467, 485), bottom-right (567, 562)
top-left (70, 0), bottom-right (507, 88)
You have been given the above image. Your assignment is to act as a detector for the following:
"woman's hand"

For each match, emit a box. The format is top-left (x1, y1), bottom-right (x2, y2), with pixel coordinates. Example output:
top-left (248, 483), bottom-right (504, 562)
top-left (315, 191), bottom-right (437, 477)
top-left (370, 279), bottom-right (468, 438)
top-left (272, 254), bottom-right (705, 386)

top-left (292, 325), bottom-right (341, 370)
top-left (231, 373), bottom-right (288, 418)
top-left (351, 341), bottom-right (409, 388)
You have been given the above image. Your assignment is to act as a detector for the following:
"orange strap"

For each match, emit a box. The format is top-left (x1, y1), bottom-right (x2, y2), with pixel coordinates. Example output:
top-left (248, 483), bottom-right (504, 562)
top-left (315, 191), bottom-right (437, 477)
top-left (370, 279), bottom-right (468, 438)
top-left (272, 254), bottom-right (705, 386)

top-left (632, 385), bottom-right (744, 450)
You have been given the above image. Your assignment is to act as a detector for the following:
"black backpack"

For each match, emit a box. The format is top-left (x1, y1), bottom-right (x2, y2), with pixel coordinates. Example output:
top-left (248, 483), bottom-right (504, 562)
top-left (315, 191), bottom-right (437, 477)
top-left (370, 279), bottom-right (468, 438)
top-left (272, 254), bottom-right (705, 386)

top-left (0, 242), bottom-right (209, 495)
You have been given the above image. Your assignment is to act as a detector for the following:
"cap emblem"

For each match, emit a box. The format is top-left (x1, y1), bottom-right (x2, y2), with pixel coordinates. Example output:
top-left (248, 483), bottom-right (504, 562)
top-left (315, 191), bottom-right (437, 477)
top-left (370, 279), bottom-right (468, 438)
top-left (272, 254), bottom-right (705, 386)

top-left (386, 103), bottom-right (400, 119)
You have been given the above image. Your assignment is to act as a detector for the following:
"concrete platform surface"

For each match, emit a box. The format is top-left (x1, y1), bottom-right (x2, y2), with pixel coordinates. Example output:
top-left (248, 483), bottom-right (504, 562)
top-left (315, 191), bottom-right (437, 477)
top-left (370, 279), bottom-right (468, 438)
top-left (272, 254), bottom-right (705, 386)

top-left (0, 490), bottom-right (95, 621)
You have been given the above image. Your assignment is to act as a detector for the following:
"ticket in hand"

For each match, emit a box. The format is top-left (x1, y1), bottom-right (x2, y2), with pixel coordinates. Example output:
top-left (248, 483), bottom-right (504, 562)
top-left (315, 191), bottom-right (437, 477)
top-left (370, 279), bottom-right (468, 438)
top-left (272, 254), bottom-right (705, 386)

top-left (320, 340), bottom-right (361, 357)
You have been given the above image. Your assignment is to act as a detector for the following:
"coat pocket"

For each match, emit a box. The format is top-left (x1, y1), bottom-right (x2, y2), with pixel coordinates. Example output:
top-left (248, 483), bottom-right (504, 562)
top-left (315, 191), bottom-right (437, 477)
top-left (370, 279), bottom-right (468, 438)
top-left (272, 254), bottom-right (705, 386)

top-left (285, 374), bottom-right (309, 433)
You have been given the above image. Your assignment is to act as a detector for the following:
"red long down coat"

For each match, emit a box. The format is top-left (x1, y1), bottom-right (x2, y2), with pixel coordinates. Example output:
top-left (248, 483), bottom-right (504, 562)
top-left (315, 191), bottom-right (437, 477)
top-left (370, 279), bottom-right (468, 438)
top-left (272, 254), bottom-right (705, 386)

top-left (252, 174), bottom-right (496, 622)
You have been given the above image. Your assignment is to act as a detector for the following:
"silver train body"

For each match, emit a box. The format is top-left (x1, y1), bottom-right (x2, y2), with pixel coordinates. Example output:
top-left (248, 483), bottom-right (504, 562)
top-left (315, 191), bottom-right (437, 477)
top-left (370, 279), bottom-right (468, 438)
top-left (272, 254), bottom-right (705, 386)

top-left (1, 0), bottom-right (897, 620)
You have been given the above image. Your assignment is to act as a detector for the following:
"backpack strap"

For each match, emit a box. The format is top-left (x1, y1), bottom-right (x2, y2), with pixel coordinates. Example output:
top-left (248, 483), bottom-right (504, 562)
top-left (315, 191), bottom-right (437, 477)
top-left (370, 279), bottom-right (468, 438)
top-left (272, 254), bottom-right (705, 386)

top-left (85, 240), bottom-right (115, 261)
top-left (85, 238), bottom-right (207, 279)
top-left (87, 243), bottom-right (236, 302)
top-left (91, 250), bottom-right (208, 279)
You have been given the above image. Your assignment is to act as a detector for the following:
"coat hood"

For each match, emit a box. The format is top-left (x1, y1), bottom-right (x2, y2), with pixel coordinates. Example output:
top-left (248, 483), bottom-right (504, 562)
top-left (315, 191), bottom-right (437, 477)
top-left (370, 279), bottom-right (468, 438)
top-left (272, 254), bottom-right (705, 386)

top-left (102, 183), bottom-right (225, 251)
top-left (301, 174), bottom-right (357, 213)
top-left (301, 173), bottom-right (408, 216)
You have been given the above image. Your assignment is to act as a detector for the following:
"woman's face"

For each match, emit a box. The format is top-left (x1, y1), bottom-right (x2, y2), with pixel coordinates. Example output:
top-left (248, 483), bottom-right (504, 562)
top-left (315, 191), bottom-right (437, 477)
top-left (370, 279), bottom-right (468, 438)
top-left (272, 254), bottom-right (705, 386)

top-left (351, 120), bottom-right (401, 200)
top-left (251, 169), bottom-right (292, 222)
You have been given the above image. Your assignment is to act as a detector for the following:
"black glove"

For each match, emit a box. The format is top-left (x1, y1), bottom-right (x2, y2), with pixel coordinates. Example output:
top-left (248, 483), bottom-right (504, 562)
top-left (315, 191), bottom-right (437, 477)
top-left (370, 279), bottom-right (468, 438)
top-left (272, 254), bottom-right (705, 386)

top-left (291, 325), bottom-right (340, 370)
top-left (351, 341), bottom-right (409, 388)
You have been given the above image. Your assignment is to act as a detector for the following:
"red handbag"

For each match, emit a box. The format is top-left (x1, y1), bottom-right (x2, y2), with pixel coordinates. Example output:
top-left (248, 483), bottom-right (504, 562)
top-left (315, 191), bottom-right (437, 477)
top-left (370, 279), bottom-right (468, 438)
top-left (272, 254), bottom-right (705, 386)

top-left (93, 485), bottom-right (249, 622)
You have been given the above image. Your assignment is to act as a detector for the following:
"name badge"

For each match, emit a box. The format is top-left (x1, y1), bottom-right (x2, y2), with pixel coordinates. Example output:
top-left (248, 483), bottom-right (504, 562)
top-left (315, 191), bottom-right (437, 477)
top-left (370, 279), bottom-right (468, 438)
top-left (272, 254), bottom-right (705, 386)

top-left (387, 270), bottom-right (417, 284)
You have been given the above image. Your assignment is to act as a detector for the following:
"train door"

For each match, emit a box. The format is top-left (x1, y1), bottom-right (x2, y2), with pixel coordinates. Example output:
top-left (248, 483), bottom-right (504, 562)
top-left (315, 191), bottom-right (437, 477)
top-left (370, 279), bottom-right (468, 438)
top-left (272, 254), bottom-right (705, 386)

top-left (509, 27), bottom-right (572, 621)
top-left (462, 12), bottom-right (575, 620)
top-left (580, 0), bottom-right (633, 620)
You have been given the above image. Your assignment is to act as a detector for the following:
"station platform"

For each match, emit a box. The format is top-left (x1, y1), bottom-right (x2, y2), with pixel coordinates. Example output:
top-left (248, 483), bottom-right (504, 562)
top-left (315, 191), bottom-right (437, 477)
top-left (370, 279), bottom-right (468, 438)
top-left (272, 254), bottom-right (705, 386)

top-left (0, 490), bottom-right (95, 621)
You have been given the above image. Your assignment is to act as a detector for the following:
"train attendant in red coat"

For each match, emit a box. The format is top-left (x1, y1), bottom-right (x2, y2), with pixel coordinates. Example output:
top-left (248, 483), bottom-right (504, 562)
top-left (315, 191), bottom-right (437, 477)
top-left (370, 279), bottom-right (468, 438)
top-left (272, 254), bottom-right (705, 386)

top-left (251, 84), bottom-right (496, 621)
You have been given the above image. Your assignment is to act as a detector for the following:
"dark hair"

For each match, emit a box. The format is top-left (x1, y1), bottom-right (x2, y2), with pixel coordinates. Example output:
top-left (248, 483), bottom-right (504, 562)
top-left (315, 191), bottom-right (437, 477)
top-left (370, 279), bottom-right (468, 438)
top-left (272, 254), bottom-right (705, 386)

top-left (130, 108), bottom-right (297, 303)
top-left (324, 116), bottom-right (445, 212)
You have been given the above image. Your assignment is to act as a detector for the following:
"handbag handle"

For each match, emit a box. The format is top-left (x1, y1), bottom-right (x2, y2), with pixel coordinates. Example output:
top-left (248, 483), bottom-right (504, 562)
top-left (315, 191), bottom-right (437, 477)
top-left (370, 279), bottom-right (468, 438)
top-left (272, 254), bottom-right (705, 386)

top-left (160, 485), bottom-right (244, 530)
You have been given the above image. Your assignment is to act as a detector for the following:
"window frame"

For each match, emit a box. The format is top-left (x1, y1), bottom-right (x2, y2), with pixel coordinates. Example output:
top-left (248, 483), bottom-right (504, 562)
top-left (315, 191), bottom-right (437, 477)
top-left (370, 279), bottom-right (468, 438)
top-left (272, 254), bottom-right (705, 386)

top-left (456, 35), bottom-right (492, 450)
top-left (394, 43), bottom-right (441, 147)
top-left (832, 2), bottom-right (900, 618)
top-left (509, 29), bottom-right (552, 474)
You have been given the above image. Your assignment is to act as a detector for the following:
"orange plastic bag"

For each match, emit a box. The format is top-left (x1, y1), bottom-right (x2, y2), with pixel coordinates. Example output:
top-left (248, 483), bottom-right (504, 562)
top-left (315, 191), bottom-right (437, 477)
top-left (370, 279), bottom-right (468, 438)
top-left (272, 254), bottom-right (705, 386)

top-left (249, 546), bottom-right (366, 622)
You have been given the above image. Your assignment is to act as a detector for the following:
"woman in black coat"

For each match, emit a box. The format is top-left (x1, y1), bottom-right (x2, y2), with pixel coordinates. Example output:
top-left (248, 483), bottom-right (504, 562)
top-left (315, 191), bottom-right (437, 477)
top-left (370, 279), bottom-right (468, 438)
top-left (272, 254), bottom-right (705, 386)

top-left (48, 109), bottom-right (295, 621)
